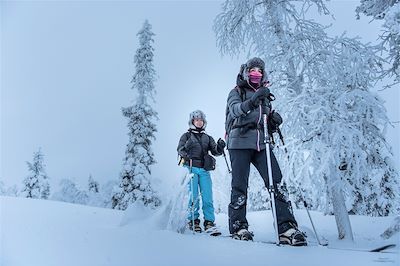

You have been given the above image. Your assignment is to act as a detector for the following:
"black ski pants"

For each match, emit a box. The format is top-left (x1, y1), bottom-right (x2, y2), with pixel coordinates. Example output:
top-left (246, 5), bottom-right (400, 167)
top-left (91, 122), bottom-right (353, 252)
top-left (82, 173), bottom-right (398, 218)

top-left (228, 148), bottom-right (297, 234)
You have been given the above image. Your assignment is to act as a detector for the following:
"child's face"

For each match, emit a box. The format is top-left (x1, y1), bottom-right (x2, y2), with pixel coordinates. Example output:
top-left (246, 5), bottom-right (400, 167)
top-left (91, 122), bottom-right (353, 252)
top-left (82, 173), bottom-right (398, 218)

top-left (193, 118), bottom-right (204, 128)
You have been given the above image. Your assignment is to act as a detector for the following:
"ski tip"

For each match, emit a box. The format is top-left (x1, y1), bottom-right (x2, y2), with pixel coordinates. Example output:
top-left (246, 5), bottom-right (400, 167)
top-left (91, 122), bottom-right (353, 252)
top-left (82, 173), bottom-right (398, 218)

top-left (319, 239), bottom-right (329, 246)
top-left (369, 244), bottom-right (396, 252)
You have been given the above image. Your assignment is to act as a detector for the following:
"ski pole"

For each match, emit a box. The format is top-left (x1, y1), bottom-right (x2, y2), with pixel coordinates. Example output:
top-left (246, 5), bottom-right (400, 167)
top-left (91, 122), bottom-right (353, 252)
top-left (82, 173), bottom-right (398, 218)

top-left (263, 112), bottom-right (280, 246)
top-left (303, 199), bottom-right (326, 246)
top-left (222, 150), bottom-right (232, 174)
top-left (189, 159), bottom-right (195, 234)
top-left (276, 127), bottom-right (285, 146)
top-left (274, 120), bottom-right (326, 245)
top-left (279, 134), bottom-right (325, 246)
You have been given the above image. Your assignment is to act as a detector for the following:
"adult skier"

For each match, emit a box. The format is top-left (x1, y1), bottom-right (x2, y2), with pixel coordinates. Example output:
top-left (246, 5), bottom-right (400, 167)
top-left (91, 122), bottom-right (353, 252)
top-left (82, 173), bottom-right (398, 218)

top-left (225, 57), bottom-right (307, 246)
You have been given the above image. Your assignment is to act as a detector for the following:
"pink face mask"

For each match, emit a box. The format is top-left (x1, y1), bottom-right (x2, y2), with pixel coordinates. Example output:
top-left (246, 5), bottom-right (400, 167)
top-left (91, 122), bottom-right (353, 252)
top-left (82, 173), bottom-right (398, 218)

top-left (249, 70), bottom-right (263, 84)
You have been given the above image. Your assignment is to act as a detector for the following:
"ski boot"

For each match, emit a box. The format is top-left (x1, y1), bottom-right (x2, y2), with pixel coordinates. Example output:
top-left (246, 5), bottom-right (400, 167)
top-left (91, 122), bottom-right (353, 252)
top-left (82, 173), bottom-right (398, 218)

top-left (204, 220), bottom-right (221, 236)
top-left (232, 228), bottom-right (254, 241)
top-left (188, 219), bottom-right (202, 233)
top-left (279, 222), bottom-right (307, 246)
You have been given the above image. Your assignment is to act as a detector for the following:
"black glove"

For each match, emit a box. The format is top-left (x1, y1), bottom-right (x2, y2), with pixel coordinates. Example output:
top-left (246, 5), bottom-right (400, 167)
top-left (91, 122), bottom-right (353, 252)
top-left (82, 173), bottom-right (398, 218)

top-left (178, 147), bottom-right (191, 161)
top-left (217, 138), bottom-right (226, 151)
top-left (241, 87), bottom-right (271, 113)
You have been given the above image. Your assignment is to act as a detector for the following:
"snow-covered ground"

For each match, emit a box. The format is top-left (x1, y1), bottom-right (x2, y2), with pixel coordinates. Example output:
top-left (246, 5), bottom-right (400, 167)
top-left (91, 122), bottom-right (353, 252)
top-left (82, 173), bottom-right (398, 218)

top-left (1, 196), bottom-right (398, 266)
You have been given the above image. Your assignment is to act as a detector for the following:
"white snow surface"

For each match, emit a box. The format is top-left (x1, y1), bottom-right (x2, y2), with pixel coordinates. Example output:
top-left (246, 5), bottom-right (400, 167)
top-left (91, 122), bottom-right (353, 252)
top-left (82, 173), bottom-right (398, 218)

top-left (1, 196), bottom-right (399, 266)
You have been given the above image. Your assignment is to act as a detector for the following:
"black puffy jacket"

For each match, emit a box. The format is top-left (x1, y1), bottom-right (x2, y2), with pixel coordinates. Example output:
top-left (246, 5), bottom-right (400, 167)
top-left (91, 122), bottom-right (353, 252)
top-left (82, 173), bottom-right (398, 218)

top-left (177, 129), bottom-right (223, 168)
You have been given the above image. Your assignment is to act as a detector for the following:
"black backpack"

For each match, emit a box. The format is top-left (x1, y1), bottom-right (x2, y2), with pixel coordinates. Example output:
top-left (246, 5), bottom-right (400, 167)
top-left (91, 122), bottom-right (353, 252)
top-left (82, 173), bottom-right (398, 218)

top-left (225, 86), bottom-right (245, 138)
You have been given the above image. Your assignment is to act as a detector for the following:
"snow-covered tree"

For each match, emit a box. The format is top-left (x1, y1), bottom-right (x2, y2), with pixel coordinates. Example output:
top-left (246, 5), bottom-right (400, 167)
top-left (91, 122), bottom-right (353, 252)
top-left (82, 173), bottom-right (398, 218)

top-left (214, 0), bottom-right (400, 238)
top-left (0, 181), bottom-right (5, 196)
top-left (247, 167), bottom-right (269, 211)
top-left (112, 20), bottom-right (161, 210)
top-left (282, 36), bottom-right (400, 217)
top-left (21, 149), bottom-right (50, 199)
top-left (52, 179), bottom-right (88, 205)
top-left (101, 180), bottom-right (119, 208)
top-left (0, 182), bottom-right (19, 197)
top-left (88, 175), bottom-right (99, 193)
top-left (356, 0), bottom-right (400, 81)
top-left (85, 174), bottom-right (105, 207)
top-left (356, 0), bottom-right (398, 19)
top-left (4, 185), bottom-right (19, 197)
top-left (381, 216), bottom-right (400, 239)
top-left (212, 167), bottom-right (231, 214)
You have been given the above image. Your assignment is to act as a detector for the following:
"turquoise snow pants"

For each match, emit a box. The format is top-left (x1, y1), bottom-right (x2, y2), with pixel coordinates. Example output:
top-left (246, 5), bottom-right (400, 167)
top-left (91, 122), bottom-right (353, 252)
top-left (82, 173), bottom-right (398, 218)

top-left (187, 166), bottom-right (215, 222)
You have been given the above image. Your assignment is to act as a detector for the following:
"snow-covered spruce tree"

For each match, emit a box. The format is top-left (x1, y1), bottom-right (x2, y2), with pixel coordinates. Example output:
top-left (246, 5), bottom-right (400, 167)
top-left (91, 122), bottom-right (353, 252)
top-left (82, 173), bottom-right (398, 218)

top-left (356, 0), bottom-right (400, 81)
top-left (21, 149), bottom-right (50, 199)
top-left (52, 179), bottom-right (88, 205)
top-left (112, 20), bottom-right (161, 210)
top-left (88, 174), bottom-right (99, 193)
top-left (86, 174), bottom-right (105, 207)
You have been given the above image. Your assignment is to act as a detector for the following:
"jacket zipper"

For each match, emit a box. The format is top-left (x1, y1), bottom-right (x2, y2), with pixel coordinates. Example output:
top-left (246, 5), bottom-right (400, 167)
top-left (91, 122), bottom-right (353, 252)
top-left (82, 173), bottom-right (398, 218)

top-left (248, 81), bottom-right (262, 151)
top-left (257, 107), bottom-right (261, 151)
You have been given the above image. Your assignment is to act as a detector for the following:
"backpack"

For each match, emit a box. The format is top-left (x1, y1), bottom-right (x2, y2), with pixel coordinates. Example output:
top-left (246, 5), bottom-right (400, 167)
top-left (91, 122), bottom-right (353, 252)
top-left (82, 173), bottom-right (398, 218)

top-left (225, 86), bottom-right (245, 138)
top-left (225, 65), bottom-right (247, 138)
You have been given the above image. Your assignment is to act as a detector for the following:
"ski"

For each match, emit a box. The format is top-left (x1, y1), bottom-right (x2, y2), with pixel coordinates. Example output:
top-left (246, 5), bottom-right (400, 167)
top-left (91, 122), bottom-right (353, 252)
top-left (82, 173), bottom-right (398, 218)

top-left (204, 228), bottom-right (222, 236)
top-left (207, 231), bottom-right (222, 237)
top-left (260, 240), bottom-right (396, 253)
top-left (370, 244), bottom-right (396, 252)
top-left (186, 229), bottom-right (222, 237)
top-left (327, 243), bottom-right (397, 253)
top-left (219, 234), bottom-right (396, 253)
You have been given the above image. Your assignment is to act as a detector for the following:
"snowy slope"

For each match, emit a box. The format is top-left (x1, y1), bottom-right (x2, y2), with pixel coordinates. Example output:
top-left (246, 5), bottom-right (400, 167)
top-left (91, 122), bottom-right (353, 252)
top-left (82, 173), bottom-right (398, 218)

top-left (1, 196), bottom-right (398, 266)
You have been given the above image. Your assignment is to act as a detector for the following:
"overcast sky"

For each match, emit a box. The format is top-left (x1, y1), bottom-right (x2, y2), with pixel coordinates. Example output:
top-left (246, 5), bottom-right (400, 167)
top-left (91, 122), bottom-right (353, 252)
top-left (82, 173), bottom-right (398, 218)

top-left (1, 0), bottom-right (399, 192)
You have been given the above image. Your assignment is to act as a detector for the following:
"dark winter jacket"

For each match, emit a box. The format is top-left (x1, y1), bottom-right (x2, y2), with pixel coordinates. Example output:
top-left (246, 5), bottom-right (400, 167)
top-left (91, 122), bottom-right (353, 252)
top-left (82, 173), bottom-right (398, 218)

top-left (177, 129), bottom-right (223, 168)
top-left (226, 75), bottom-right (272, 151)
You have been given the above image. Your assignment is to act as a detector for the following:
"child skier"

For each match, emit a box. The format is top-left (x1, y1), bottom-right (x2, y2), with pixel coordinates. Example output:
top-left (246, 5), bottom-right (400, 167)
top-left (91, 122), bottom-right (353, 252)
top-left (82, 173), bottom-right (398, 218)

top-left (177, 110), bottom-right (226, 234)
